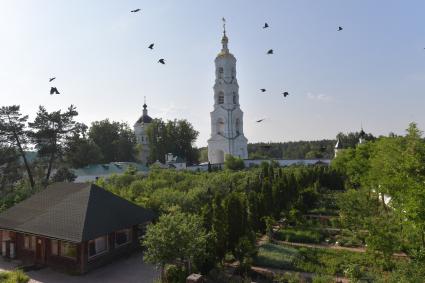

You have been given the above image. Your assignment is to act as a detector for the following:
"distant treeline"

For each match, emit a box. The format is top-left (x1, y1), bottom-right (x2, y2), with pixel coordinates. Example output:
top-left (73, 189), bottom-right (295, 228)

top-left (247, 131), bottom-right (375, 160)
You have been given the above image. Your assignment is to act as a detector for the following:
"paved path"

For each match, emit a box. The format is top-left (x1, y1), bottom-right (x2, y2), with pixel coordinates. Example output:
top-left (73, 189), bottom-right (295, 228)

top-left (1, 253), bottom-right (159, 283)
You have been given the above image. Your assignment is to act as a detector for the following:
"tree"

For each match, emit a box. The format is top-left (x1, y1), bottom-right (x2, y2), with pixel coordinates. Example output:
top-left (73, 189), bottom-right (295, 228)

top-left (29, 105), bottom-right (79, 183)
top-left (224, 154), bottom-right (245, 171)
top-left (51, 167), bottom-right (77, 182)
top-left (64, 124), bottom-right (103, 168)
top-left (143, 212), bottom-right (208, 276)
top-left (0, 105), bottom-right (35, 189)
top-left (146, 118), bottom-right (199, 164)
top-left (88, 119), bottom-right (136, 163)
top-left (233, 235), bottom-right (257, 277)
top-left (0, 146), bottom-right (21, 194)
top-left (224, 193), bottom-right (248, 253)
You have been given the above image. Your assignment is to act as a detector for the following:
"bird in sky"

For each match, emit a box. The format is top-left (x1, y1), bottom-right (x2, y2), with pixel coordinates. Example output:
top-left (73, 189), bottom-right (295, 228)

top-left (148, 43), bottom-right (154, 49)
top-left (256, 119), bottom-right (265, 123)
top-left (50, 87), bottom-right (60, 95)
top-left (158, 59), bottom-right (165, 64)
top-left (260, 89), bottom-right (266, 92)
top-left (267, 49), bottom-right (274, 55)
top-left (282, 91), bottom-right (289, 97)
top-left (263, 22), bottom-right (269, 29)
top-left (49, 77), bottom-right (56, 82)
top-left (338, 26), bottom-right (343, 31)
top-left (131, 9), bottom-right (140, 13)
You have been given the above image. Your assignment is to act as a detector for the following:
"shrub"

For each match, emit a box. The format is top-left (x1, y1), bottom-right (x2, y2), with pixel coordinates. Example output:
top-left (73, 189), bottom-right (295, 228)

top-left (312, 274), bottom-right (334, 283)
top-left (275, 228), bottom-right (323, 244)
top-left (0, 270), bottom-right (30, 283)
top-left (164, 264), bottom-right (187, 283)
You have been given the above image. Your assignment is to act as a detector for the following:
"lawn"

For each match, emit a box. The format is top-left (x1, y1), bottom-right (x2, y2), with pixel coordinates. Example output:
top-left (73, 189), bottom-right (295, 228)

top-left (254, 242), bottom-right (387, 277)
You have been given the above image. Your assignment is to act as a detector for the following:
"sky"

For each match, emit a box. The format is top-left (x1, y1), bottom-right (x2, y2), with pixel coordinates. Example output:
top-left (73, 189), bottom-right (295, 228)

top-left (1, 0), bottom-right (424, 147)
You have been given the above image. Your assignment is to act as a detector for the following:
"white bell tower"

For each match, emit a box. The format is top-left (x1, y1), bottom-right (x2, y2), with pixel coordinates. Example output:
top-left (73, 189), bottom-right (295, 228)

top-left (207, 19), bottom-right (248, 164)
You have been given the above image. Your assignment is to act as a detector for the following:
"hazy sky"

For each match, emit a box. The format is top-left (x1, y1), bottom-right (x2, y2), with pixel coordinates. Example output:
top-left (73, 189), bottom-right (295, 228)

top-left (1, 1), bottom-right (424, 147)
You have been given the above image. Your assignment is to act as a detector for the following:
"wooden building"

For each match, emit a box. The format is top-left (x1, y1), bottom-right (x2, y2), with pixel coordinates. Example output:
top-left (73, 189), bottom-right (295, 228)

top-left (0, 183), bottom-right (154, 274)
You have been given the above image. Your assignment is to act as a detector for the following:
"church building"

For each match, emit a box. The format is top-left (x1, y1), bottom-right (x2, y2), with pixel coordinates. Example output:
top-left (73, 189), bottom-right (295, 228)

top-left (208, 22), bottom-right (248, 164)
top-left (134, 99), bottom-right (153, 165)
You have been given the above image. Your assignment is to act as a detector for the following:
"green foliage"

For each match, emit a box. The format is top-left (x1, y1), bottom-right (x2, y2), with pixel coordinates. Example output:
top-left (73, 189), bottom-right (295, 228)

top-left (224, 155), bottom-right (245, 171)
top-left (248, 140), bottom-right (336, 160)
top-left (29, 105), bottom-right (79, 182)
top-left (334, 123), bottom-right (425, 268)
top-left (0, 105), bottom-right (35, 189)
top-left (164, 264), bottom-right (187, 283)
top-left (146, 118), bottom-right (199, 164)
top-left (0, 269), bottom-right (29, 283)
top-left (275, 228), bottom-right (323, 244)
top-left (51, 167), bottom-right (77, 182)
top-left (255, 243), bottom-right (299, 270)
top-left (143, 211), bottom-right (208, 272)
top-left (312, 274), bottom-right (334, 283)
top-left (0, 146), bottom-right (21, 194)
top-left (64, 126), bottom-right (103, 168)
top-left (89, 119), bottom-right (136, 163)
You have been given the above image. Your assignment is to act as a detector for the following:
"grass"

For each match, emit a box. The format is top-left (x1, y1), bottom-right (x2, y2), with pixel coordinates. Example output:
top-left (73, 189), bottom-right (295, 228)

top-left (0, 270), bottom-right (30, 283)
top-left (274, 228), bottom-right (325, 244)
top-left (254, 243), bottom-right (299, 270)
top-left (255, 242), bottom-right (385, 277)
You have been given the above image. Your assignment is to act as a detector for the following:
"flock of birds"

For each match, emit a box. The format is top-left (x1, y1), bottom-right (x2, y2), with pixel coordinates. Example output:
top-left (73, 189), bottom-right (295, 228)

top-left (255, 23), bottom-right (344, 123)
top-left (47, 9), bottom-right (349, 127)
top-left (49, 8), bottom-right (166, 96)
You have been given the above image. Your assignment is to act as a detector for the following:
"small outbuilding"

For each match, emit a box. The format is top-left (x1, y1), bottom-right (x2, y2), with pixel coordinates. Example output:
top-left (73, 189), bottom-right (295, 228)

top-left (0, 183), bottom-right (155, 274)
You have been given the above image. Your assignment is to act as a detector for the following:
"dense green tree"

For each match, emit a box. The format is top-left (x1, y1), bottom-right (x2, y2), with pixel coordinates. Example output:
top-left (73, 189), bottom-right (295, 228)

top-left (64, 123), bottom-right (103, 168)
top-left (0, 105), bottom-right (35, 189)
top-left (146, 118), bottom-right (199, 164)
top-left (29, 105), bottom-right (79, 183)
top-left (143, 212), bottom-right (208, 276)
top-left (51, 167), bottom-right (77, 182)
top-left (224, 154), bottom-right (245, 171)
top-left (224, 193), bottom-right (248, 253)
top-left (0, 146), bottom-right (21, 194)
top-left (88, 119), bottom-right (136, 163)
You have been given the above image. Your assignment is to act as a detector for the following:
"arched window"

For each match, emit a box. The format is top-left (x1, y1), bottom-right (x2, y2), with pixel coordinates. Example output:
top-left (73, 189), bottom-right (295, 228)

top-left (218, 91), bottom-right (224, 104)
top-left (231, 68), bottom-right (236, 79)
top-left (218, 67), bottom-right (224, 79)
top-left (233, 93), bottom-right (237, 104)
top-left (217, 118), bottom-right (225, 135)
top-left (235, 118), bottom-right (240, 135)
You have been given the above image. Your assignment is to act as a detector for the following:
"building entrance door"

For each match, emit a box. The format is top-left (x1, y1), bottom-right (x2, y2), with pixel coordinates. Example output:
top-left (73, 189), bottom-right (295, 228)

top-left (35, 237), bottom-right (45, 264)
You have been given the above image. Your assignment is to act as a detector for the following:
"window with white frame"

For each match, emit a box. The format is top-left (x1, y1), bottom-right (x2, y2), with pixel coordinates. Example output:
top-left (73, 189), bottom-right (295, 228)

top-left (115, 229), bottom-right (131, 247)
top-left (88, 235), bottom-right (108, 259)
top-left (51, 240), bottom-right (58, 255)
top-left (23, 235), bottom-right (35, 251)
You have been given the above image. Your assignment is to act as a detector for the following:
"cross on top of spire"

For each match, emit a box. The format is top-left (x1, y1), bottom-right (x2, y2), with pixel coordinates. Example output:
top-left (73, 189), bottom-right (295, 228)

top-left (221, 17), bottom-right (229, 53)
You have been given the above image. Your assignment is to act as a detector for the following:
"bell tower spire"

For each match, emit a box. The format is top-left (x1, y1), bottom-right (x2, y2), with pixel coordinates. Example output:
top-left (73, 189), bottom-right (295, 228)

top-left (208, 19), bottom-right (248, 164)
top-left (221, 17), bottom-right (229, 53)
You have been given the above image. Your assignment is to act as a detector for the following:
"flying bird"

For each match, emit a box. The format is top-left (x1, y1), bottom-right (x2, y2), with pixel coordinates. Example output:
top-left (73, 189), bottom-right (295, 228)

top-left (256, 119), bottom-right (265, 123)
top-left (131, 9), bottom-right (140, 13)
top-left (263, 22), bottom-right (269, 29)
top-left (338, 26), bottom-right (343, 31)
top-left (282, 92), bottom-right (289, 97)
top-left (260, 89), bottom-right (266, 92)
top-left (148, 43), bottom-right (154, 49)
top-left (49, 77), bottom-right (56, 82)
top-left (158, 59), bottom-right (165, 64)
top-left (50, 87), bottom-right (60, 95)
top-left (267, 49), bottom-right (273, 55)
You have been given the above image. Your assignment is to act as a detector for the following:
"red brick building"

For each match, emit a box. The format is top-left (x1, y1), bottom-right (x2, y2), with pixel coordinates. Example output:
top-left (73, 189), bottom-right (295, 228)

top-left (0, 183), bottom-right (154, 274)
